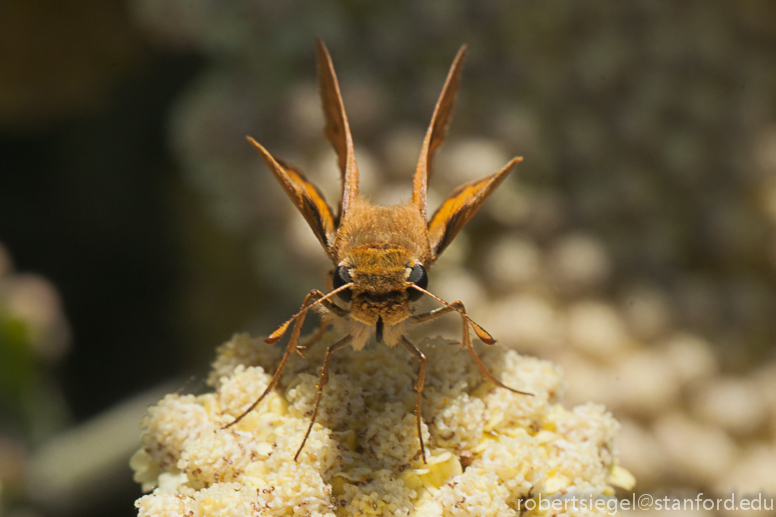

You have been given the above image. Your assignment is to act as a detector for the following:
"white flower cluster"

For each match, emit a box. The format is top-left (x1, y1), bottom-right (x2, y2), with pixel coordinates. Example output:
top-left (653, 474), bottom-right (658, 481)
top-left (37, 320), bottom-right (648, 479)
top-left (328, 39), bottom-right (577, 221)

top-left (132, 333), bottom-right (631, 516)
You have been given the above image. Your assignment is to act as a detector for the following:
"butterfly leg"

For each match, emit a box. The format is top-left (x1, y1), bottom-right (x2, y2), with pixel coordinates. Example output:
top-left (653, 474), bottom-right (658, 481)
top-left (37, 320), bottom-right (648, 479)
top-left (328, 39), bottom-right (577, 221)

top-left (296, 321), bottom-right (331, 356)
top-left (411, 304), bottom-right (457, 324)
top-left (224, 290), bottom-right (327, 429)
top-left (412, 301), bottom-right (532, 397)
top-left (295, 334), bottom-right (352, 460)
top-left (400, 336), bottom-right (428, 464)
top-left (296, 295), bottom-right (347, 356)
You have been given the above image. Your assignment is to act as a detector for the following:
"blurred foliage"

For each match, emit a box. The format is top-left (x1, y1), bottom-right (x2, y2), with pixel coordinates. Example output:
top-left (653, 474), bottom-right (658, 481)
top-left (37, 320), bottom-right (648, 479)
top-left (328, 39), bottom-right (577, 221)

top-left (0, 245), bottom-right (75, 515)
top-left (0, 0), bottom-right (145, 131)
top-left (0, 313), bottom-right (34, 408)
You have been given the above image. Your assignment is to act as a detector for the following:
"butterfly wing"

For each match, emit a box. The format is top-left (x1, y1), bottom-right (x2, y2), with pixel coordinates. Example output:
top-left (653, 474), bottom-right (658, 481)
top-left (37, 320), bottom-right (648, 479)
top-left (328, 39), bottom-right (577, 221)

top-left (247, 136), bottom-right (337, 258)
top-left (427, 157), bottom-right (522, 260)
top-left (316, 37), bottom-right (359, 226)
top-left (412, 45), bottom-right (467, 219)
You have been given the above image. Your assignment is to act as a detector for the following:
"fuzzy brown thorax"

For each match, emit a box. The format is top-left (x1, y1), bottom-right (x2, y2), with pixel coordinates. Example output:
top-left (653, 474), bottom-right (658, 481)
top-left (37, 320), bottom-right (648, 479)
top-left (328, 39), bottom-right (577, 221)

top-left (334, 199), bottom-right (431, 266)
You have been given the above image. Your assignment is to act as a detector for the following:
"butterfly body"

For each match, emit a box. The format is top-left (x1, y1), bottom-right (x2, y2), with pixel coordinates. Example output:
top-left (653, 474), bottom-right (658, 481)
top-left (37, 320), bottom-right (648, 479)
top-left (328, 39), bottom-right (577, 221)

top-left (230, 38), bottom-right (530, 462)
top-left (324, 199), bottom-right (429, 348)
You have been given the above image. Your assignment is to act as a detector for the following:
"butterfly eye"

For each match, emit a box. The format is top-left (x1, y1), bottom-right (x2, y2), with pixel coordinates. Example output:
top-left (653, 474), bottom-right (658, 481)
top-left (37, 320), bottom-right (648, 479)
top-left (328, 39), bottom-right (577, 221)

top-left (333, 265), bottom-right (352, 302)
top-left (407, 263), bottom-right (428, 301)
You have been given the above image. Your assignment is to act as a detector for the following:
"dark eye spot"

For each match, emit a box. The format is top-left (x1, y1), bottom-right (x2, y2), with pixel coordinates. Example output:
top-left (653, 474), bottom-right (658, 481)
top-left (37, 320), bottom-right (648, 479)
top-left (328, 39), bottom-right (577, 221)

top-left (407, 263), bottom-right (427, 301)
top-left (332, 265), bottom-right (352, 302)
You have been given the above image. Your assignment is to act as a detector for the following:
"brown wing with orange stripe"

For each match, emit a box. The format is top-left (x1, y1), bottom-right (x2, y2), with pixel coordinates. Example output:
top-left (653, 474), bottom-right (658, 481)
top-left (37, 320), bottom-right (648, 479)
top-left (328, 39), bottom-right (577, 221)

top-left (316, 37), bottom-right (359, 226)
top-left (412, 45), bottom-right (467, 219)
top-left (247, 136), bottom-right (336, 258)
top-left (427, 157), bottom-right (522, 261)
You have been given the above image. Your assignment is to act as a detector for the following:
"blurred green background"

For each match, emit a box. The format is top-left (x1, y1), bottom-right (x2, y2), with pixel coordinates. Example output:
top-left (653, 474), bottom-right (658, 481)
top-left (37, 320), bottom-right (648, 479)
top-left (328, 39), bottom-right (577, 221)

top-left (2, 1), bottom-right (776, 516)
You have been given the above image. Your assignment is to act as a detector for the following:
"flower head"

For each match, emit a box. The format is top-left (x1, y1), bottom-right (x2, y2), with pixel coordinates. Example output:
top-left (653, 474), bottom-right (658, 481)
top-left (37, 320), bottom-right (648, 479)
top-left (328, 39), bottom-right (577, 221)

top-left (132, 333), bottom-right (630, 516)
